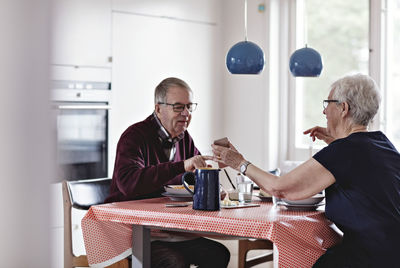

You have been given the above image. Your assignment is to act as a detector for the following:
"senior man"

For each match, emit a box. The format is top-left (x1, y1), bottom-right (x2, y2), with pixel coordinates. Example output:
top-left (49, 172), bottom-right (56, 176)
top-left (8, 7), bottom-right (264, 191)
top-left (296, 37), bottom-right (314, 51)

top-left (106, 77), bottom-right (230, 268)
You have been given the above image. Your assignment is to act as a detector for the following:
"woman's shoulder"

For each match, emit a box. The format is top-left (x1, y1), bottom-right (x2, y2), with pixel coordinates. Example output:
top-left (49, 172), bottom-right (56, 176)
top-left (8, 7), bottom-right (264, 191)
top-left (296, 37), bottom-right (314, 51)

top-left (345, 131), bottom-right (396, 148)
top-left (317, 132), bottom-right (371, 157)
top-left (332, 131), bottom-right (384, 145)
top-left (328, 131), bottom-right (399, 158)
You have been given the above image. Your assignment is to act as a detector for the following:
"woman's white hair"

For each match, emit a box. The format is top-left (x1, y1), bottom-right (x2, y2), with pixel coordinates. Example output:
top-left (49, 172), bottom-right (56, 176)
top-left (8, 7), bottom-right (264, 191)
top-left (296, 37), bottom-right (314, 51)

top-left (331, 73), bottom-right (381, 126)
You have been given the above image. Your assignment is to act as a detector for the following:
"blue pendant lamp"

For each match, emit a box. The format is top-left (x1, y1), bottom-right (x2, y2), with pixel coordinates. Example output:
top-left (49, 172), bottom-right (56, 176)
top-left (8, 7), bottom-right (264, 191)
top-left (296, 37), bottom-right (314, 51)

top-left (226, 0), bottom-right (265, 74)
top-left (288, 1), bottom-right (322, 77)
top-left (289, 44), bottom-right (323, 77)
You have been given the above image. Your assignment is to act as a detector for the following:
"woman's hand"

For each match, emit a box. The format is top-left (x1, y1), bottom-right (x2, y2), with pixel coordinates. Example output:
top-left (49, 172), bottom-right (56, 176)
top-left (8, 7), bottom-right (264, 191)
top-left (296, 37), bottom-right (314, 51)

top-left (303, 126), bottom-right (335, 144)
top-left (211, 143), bottom-right (245, 170)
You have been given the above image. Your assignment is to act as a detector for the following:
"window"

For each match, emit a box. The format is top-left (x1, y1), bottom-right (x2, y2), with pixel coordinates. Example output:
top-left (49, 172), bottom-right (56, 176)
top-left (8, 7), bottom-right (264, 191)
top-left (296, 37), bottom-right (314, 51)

top-left (383, 0), bottom-right (400, 149)
top-left (288, 0), bottom-right (369, 160)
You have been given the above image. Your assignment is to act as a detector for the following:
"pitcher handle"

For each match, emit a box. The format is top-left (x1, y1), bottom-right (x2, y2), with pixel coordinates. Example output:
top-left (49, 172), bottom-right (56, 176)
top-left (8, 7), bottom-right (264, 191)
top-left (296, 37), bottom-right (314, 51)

top-left (182, 172), bottom-right (195, 195)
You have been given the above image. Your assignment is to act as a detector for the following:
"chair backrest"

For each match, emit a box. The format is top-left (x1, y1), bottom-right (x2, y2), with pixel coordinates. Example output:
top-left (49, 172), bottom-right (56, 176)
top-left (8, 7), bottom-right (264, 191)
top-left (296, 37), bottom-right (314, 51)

top-left (66, 178), bottom-right (112, 210)
top-left (238, 168), bottom-right (280, 268)
top-left (62, 178), bottom-right (112, 268)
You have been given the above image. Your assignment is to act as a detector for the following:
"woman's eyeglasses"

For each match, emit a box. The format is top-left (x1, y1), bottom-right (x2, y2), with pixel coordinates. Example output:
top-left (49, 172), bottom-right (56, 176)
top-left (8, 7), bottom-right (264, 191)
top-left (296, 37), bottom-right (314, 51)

top-left (158, 102), bottom-right (198, 112)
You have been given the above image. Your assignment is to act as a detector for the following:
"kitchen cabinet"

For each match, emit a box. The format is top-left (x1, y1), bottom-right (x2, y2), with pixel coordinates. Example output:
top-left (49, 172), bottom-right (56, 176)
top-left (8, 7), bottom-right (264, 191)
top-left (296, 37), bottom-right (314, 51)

top-left (51, 0), bottom-right (112, 68)
top-left (50, 183), bottom-right (87, 268)
top-left (112, 0), bottom-right (219, 23)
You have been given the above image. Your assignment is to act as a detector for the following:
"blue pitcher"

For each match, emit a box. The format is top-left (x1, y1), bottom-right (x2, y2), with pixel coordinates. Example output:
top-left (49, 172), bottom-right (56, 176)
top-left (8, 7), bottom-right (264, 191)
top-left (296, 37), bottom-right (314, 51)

top-left (182, 168), bottom-right (221, 211)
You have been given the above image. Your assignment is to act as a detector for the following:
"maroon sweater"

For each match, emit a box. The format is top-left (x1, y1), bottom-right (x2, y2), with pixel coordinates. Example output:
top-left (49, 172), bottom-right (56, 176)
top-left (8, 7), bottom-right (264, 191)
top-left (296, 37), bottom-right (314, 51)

top-left (105, 114), bottom-right (200, 202)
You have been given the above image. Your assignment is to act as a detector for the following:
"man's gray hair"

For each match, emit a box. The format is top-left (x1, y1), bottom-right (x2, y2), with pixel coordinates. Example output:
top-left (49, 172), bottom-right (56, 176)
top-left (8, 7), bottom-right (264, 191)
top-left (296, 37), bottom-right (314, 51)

top-left (154, 77), bottom-right (192, 104)
top-left (331, 73), bottom-right (381, 126)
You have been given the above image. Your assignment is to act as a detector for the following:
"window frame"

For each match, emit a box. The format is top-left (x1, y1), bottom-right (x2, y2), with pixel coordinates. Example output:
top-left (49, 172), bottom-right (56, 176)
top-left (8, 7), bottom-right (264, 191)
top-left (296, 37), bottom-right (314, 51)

top-left (280, 0), bottom-right (385, 164)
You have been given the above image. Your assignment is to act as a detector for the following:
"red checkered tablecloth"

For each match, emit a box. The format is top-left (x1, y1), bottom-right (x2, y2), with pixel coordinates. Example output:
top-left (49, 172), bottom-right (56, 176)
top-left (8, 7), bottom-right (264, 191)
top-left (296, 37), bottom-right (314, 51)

top-left (81, 198), bottom-right (342, 267)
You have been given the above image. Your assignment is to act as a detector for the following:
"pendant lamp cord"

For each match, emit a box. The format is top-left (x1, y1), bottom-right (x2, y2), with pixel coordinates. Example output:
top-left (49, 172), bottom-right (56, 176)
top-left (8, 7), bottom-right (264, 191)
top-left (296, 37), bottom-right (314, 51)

top-left (304, 0), bottom-right (308, 46)
top-left (244, 0), bottom-right (248, 41)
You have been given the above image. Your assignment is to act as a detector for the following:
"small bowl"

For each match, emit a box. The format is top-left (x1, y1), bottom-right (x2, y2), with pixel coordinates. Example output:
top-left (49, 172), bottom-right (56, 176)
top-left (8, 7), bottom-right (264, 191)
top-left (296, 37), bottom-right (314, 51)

top-left (228, 191), bottom-right (239, 201)
top-left (282, 194), bottom-right (324, 205)
top-left (164, 185), bottom-right (193, 195)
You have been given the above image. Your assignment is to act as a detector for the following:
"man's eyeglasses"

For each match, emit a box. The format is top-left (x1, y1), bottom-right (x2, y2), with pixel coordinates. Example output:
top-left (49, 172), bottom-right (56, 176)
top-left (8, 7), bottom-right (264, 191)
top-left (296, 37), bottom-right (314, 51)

top-left (323, 99), bottom-right (340, 109)
top-left (158, 102), bottom-right (198, 112)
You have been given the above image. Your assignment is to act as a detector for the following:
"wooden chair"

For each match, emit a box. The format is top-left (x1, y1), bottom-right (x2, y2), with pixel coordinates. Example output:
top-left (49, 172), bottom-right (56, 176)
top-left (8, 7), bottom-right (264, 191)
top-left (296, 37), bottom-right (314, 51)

top-left (238, 239), bottom-right (273, 268)
top-left (62, 178), bottom-right (129, 268)
top-left (238, 168), bottom-right (281, 268)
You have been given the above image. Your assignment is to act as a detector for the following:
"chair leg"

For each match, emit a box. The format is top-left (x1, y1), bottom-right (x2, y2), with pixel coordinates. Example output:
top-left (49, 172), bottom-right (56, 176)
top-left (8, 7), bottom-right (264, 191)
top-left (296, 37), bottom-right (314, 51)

top-left (238, 240), bottom-right (248, 268)
top-left (72, 255), bottom-right (89, 267)
top-left (246, 253), bottom-right (273, 267)
top-left (238, 239), bottom-right (273, 268)
top-left (106, 258), bottom-right (130, 268)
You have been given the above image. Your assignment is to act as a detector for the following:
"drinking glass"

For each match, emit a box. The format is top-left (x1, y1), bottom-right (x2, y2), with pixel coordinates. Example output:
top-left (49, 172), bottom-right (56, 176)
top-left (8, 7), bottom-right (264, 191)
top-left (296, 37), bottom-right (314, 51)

top-left (237, 181), bottom-right (253, 203)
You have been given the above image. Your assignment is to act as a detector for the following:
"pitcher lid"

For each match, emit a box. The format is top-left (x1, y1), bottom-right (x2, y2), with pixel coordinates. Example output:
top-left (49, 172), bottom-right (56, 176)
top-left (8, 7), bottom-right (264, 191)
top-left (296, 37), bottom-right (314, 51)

top-left (197, 167), bottom-right (220, 170)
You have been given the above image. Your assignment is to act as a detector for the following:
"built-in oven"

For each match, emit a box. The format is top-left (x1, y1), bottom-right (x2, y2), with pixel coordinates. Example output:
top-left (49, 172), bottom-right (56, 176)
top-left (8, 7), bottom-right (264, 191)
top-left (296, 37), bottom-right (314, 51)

top-left (52, 80), bottom-right (111, 181)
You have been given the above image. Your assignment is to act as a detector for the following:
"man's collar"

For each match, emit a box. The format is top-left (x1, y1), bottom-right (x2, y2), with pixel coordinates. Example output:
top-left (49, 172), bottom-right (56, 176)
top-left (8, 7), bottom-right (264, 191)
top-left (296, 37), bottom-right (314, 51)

top-left (152, 112), bottom-right (184, 144)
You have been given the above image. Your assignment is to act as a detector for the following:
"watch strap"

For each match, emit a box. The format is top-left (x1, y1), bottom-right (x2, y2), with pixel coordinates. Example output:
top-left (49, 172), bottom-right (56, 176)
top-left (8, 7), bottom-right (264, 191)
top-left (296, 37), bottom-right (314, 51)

top-left (241, 161), bottom-right (251, 175)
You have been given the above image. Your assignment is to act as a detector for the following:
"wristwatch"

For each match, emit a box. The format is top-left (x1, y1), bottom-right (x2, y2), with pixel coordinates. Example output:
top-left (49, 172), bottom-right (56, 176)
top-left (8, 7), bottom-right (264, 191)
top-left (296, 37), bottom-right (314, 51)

top-left (240, 161), bottom-right (251, 175)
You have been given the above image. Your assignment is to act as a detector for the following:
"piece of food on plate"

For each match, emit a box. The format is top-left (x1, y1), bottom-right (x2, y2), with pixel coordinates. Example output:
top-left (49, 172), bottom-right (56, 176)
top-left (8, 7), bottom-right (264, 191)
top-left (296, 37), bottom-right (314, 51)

top-left (228, 190), bottom-right (239, 201)
top-left (164, 185), bottom-right (194, 195)
top-left (221, 198), bottom-right (239, 206)
top-left (168, 185), bottom-right (194, 190)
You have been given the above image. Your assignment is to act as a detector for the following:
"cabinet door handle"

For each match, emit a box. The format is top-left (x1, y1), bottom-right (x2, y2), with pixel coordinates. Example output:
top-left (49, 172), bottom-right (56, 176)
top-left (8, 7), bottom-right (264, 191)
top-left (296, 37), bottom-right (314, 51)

top-left (57, 105), bottom-right (112, 110)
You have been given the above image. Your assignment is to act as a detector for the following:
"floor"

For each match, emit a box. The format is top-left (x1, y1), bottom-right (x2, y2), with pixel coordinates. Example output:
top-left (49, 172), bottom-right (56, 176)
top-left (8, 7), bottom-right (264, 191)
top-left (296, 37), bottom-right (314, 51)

top-left (214, 239), bottom-right (273, 268)
top-left (59, 238), bottom-right (273, 268)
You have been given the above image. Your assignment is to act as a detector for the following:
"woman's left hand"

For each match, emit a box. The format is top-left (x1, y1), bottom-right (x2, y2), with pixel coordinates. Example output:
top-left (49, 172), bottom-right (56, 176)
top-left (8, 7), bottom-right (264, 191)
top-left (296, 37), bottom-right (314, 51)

top-left (211, 143), bottom-right (245, 170)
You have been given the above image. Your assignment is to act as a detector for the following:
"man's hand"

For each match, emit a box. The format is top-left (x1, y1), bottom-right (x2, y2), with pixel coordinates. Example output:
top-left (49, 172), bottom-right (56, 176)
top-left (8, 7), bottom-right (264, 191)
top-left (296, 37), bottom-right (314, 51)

top-left (303, 126), bottom-right (335, 144)
top-left (184, 155), bottom-right (213, 172)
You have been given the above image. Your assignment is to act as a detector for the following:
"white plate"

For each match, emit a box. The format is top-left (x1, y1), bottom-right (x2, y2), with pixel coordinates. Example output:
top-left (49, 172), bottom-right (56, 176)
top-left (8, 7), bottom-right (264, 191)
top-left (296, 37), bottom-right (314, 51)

top-left (221, 203), bottom-right (260, 209)
top-left (253, 194), bottom-right (273, 202)
top-left (162, 192), bottom-right (193, 202)
top-left (164, 185), bottom-right (193, 196)
top-left (281, 194), bottom-right (324, 205)
top-left (278, 202), bottom-right (325, 211)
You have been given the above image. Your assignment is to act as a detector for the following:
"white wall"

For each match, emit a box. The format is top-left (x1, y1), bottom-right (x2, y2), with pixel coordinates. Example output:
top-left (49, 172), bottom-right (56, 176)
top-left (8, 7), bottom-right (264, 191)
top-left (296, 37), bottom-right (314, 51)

top-left (109, 0), bottom-right (280, 173)
top-left (220, 0), bottom-right (279, 170)
top-left (113, 0), bottom-right (220, 22)
top-left (0, 0), bottom-right (53, 267)
top-left (109, 0), bottom-right (224, 175)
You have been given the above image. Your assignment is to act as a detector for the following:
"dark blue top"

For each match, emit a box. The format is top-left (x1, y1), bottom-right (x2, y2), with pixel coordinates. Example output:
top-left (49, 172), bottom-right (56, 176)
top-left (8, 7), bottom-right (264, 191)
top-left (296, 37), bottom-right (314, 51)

top-left (313, 131), bottom-right (400, 267)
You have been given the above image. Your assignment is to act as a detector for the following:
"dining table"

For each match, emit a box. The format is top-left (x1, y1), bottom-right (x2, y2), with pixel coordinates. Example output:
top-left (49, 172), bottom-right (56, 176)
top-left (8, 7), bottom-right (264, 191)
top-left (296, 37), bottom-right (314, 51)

top-left (81, 196), bottom-right (342, 268)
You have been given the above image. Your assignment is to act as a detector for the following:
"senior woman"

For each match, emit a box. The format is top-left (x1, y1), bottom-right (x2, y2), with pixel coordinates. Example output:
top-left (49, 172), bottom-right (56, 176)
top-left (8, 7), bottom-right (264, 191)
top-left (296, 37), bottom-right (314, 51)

top-left (212, 74), bottom-right (400, 268)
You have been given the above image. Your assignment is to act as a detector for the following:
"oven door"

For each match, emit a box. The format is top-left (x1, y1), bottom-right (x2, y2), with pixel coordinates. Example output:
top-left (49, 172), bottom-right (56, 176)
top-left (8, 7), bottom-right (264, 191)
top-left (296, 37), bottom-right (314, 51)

top-left (55, 102), bottom-right (110, 181)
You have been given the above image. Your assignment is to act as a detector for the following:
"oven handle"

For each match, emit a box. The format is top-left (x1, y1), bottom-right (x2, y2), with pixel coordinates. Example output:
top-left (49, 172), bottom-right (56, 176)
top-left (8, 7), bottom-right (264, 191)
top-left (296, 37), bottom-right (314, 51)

top-left (57, 105), bottom-right (112, 110)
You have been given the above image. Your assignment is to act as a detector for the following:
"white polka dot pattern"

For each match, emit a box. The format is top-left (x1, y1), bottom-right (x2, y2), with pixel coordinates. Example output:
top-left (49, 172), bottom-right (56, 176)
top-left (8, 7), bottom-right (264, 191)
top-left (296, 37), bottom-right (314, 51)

top-left (81, 198), bottom-right (342, 267)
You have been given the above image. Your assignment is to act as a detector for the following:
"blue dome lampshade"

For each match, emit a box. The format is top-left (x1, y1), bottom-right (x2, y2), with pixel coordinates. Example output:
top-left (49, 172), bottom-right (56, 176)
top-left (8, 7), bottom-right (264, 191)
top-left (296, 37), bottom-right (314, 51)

top-left (226, 0), bottom-right (265, 75)
top-left (289, 46), bottom-right (323, 77)
top-left (226, 41), bottom-right (265, 74)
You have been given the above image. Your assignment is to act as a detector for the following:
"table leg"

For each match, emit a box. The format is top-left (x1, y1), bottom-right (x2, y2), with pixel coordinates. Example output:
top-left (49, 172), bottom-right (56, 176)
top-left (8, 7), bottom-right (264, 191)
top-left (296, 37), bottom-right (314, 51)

top-left (273, 244), bottom-right (279, 268)
top-left (132, 225), bottom-right (151, 268)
